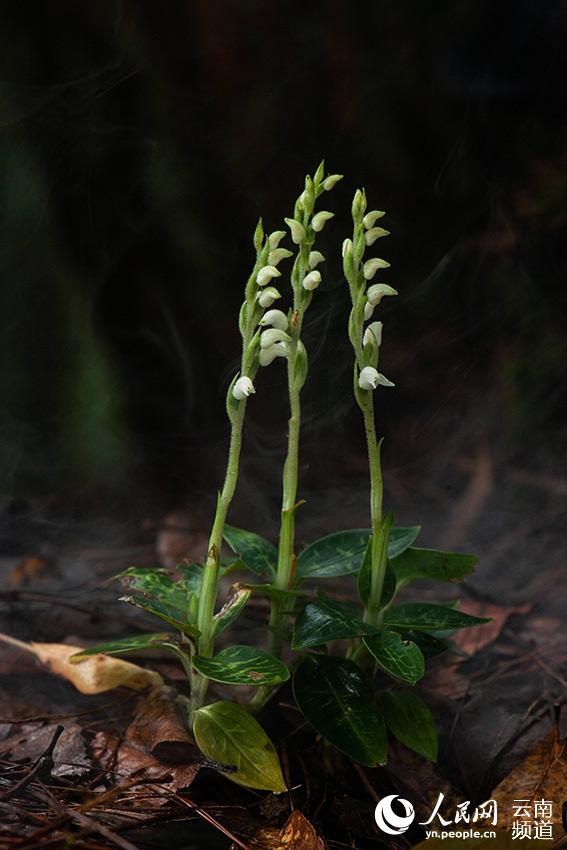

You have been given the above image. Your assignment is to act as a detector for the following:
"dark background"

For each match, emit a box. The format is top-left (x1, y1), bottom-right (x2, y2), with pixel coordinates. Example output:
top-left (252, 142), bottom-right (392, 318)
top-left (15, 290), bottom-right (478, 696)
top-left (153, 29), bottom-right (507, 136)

top-left (1, 0), bottom-right (566, 550)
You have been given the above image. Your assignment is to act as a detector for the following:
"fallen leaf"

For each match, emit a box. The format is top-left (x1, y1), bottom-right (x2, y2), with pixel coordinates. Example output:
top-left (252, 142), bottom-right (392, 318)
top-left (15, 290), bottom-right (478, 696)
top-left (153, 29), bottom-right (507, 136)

top-left (5, 555), bottom-right (52, 587)
top-left (0, 633), bottom-right (163, 694)
top-left (250, 810), bottom-right (326, 850)
top-left (91, 729), bottom-right (200, 804)
top-left (453, 601), bottom-right (532, 656)
top-left (0, 721), bottom-right (91, 779)
top-left (125, 685), bottom-right (198, 764)
top-left (491, 728), bottom-right (566, 835)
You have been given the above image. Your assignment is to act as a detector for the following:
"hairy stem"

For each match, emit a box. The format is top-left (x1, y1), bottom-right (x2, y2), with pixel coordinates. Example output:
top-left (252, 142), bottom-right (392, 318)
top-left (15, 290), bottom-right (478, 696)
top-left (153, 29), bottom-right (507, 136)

top-left (191, 408), bottom-right (246, 712)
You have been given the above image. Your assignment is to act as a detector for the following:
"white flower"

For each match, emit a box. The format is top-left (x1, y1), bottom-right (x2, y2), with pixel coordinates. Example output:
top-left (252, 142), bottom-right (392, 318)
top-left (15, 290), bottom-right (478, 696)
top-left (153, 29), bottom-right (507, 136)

top-left (322, 174), bottom-right (343, 191)
top-left (358, 367), bottom-right (395, 390)
top-left (363, 210), bottom-right (386, 229)
top-left (259, 342), bottom-right (288, 366)
top-left (367, 283), bottom-right (398, 305)
top-left (232, 376), bottom-right (256, 400)
top-left (268, 247), bottom-right (293, 266)
top-left (259, 309), bottom-right (289, 331)
top-left (363, 258), bottom-right (391, 280)
top-left (284, 217), bottom-right (306, 244)
top-left (365, 226), bottom-right (390, 246)
top-left (363, 321), bottom-right (383, 349)
top-left (260, 328), bottom-right (291, 348)
top-left (308, 250), bottom-right (325, 269)
top-left (257, 286), bottom-right (281, 308)
top-left (268, 230), bottom-right (286, 250)
top-left (257, 265), bottom-right (281, 287)
top-left (342, 238), bottom-right (354, 258)
top-left (302, 270), bottom-right (322, 291)
top-left (311, 211), bottom-right (334, 232)
top-left (364, 301), bottom-right (375, 320)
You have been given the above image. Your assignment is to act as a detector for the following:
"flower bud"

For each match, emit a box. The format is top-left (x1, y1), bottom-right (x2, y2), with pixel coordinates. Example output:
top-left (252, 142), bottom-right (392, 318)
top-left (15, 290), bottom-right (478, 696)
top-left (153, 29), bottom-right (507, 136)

top-left (268, 247), bottom-right (293, 266)
top-left (367, 283), bottom-right (398, 305)
top-left (302, 176), bottom-right (315, 214)
top-left (308, 250), bottom-right (325, 269)
top-left (257, 265), bottom-right (281, 286)
top-left (284, 217), bottom-right (306, 245)
top-left (358, 367), bottom-right (395, 390)
top-left (363, 258), bottom-right (391, 280)
top-left (322, 173), bottom-right (343, 191)
top-left (313, 160), bottom-right (325, 186)
top-left (232, 376), bottom-right (256, 400)
top-left (268, 230), bottom-right (286, 250)
top-left (296, 190), bottom-right (306, 210)
top-left (363, 210), bottom-right (386, 229)
top-left (302, 270), bottom-right (322, 291)
top-left (253, 218), bottom-right (264, 252)
top-left (342, 238), bottom-right (353, 258)
top-left (311, 211), bottom-right (334, 232)
top-left (352, 189), bottom-right (366, 220)
top-left (363, 301), bottom-right (375, 320)
top-left (259, 342), bottom-right (288, 366)
top-left (365, 226), bottom-right (390, 246)
top-left (259, 309), bottom-right (289, 331)
top-left (363, 321), bottom-right (383, 349)
top-left (260, 328), bottom-right (291, 348)
top-left (257, 286), bottom-right (282, 308)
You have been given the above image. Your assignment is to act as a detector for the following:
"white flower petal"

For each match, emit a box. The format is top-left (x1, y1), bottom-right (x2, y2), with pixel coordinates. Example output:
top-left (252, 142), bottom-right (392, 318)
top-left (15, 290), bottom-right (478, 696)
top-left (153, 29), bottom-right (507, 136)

top-left (259, 309), bottom-right (289, 331)
top-left (260, 328), bottom-right (291, 348)
top-left (365, 226), bottom-right (390, 246)
top-left (308, 250), bottom-right (325, 269)
top-left (257, 265), bottom-right (281, 286)
top-left (322, 174), bottom-right (343, 191)
top-left (284, 217), bottom-right (306, 244)
top-left (363, 321), bottom-right (383, 349)
top-left (232, 376), bottom-right (256, 400)
top-left (257, 287), bottom-right (282, 308)
top-left (367, 283), bottom-right (398, 305)
top-left (268, 230), bottom-right (286, 250)
top-left (358, 366), bottom-right (380, 390)
top-left (363, 258), bottom-right (391, 280)
top-left (363, 210), bottom-right (386, 229)
top-left (302, 270), bottom-right (322, 291)
top-left (311, 211), bottom-right (334, 232)
top-left (259, 342), bottom-right (288, 366)
top-left (363, 301), bottom-right (375, 320)
top-left (268, 248), bottom-right (293, 266)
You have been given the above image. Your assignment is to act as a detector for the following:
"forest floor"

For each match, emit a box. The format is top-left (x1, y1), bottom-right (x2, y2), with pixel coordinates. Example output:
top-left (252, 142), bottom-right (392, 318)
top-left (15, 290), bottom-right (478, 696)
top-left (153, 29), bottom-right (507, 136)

top-left (0, 447), bottom-right (566, 849)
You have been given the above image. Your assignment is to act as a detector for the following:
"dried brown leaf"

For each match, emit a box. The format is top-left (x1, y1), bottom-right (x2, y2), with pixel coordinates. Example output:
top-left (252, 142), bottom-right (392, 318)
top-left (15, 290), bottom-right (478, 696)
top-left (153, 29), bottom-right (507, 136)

top-left (0, 633), bottom-right (163, 694)
top-left (250, 810), bottom-right (326, 850)
top-left (491, 729), bottom-right (567, 832)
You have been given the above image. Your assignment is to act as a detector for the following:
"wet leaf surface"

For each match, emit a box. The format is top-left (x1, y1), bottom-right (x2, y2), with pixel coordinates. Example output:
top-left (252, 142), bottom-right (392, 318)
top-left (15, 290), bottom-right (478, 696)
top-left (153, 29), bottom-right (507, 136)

top-left (293, 655), bottom-right (388, 767)
top-left (193, 700), bottom-right (286, 791)
top-left (364, 630), bottom-right (425, 684)
top-left (292, 597), bottom-right (378, 649)
top-left (192, 645), bottom-right (289, 686)
top-left (223, 525), bottom-right (278, 578)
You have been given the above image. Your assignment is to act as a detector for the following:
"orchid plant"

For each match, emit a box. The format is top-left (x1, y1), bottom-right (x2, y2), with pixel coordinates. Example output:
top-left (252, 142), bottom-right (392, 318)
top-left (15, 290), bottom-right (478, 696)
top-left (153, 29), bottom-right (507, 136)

top-left (70, 166), bottom-right (487, 793)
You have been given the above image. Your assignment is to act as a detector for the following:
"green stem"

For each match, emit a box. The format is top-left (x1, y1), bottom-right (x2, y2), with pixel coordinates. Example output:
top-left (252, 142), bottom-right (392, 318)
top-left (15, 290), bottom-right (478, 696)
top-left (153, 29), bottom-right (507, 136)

top-left (267, 361), bottom-right (301, 656)
top-left (191, 404), bottom-right (246, 713)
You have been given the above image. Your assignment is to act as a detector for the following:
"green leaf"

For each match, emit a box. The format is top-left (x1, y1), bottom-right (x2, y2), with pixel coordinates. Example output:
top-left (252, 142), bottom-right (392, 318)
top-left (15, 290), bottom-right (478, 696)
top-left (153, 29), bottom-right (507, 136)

top-left (363, 631), bottom-right (425, 685)
top-left (213, 587), bottom-right (251, 637)
top-left (293, 656), bottom-right (388, 767)
top-left (241, 583), bottom-right (305, 601)
top-left (390, 548), bottom-right (478, 587)
top-left (384, 603), bottom-right (490, 632)
top-left (389, 526), bottom-right (421, 559)
top-left (193, 700), bottom-right (286, 791)
top-left (378, 691), bottom-right (438, 761)
top-left (292, 597), bottom-right (379, 649)
top-left (402, 630), bottom-right (451, 659)
top-left (176, 563), bottom-right (203, 595)
top-left (120, 594), bottom-right (200, 640)
top-left (223, 525), bottom-right (277, 579)
top-left (192, 646), bottom-right (289, 686)
top-left (117, 566), bottom-right (200, 634)
top-left (70, 633), bottom-right (176, 660)
top-left (295, 526), bottom-right (420, 581)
